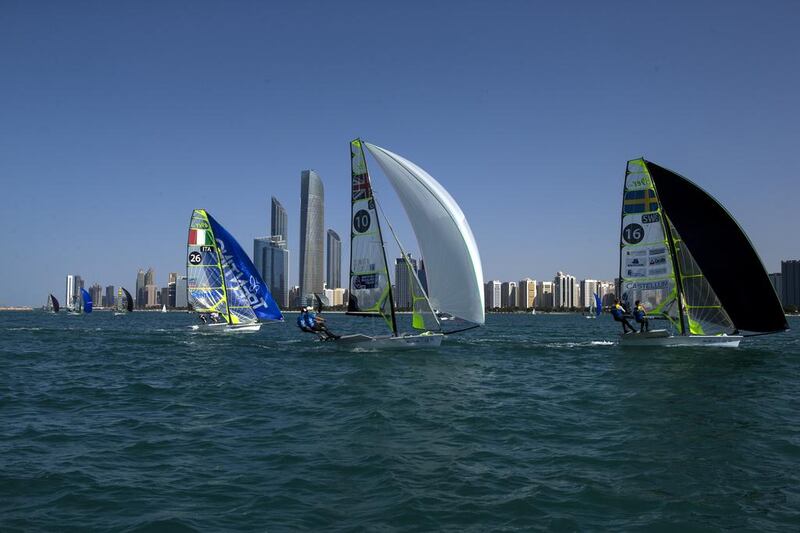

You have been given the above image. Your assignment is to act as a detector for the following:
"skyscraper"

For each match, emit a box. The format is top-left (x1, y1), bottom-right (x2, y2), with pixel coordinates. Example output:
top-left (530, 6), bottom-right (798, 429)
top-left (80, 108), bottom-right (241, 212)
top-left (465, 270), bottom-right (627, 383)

top-left (144, 267), bottom-right (155, 287)
top-left (299, 170), bottom-right (324, 306)
top-left (254, 236), bottom-right (290, 308)
top-left (536, 280), bottom-right (554, 308)
top-left (326, 229), bottom-right (341, 289)
top-left (484, 280), bottom-right (502, 309)
top-left (518, 278), bottom-right (536, 309)
top-left (768, 273), bottom-right (782, 305)
top-left (394, 255), bottom-right (418, 310)
top-left (271, 196), bottom-right (288, 242)
top-left (175, 276), bottom-right (188, 308)
top-left (105, 285), bottom-right (115, 308)
top-left (135, 269), bottom-right (145, 309)
top-left (89, 283), bottom-right (102, 308)
top-left (501, 281), bottom-right (517, 308)
top-left (782, 260), bottom-right (800, 308)
top-left (554, 271), bottom-right (577, 309)
top-left (579, 279), bottom-right (600, 309)
top-left (65, 275), bottom-right (75, 309)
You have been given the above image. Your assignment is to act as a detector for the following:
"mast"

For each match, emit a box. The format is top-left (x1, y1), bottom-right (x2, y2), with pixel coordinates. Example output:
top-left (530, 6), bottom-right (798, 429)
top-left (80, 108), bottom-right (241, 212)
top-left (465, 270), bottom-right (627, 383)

top-left (663, 214), bottom-right (687, 335)
top-left (204, 213), bottom-right (232, 325)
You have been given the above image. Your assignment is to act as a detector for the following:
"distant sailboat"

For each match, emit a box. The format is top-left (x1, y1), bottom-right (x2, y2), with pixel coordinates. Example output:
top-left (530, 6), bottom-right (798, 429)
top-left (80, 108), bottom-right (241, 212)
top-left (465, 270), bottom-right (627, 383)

top-left (73, 288), bottom-right (92, 315)
top-left (161, 304), bottom-right (167, 313)
top-left (331, 139), bottom-right (484, 349)
top-left (46, 294), bottom-right (60, 313)
top-left (114, 287), bottom-right (134, 316)
top-left (186, 209), bottom-right (283, 333)
top-left (585, 292), bottom-right (602, 319)
top-left (617, 158), bottom-right (787, 347)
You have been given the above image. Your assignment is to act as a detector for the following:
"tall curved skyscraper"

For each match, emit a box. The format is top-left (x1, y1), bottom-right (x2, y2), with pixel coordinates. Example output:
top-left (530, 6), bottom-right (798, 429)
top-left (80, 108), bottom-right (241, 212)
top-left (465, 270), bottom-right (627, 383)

top-left (271, 196), bottom-right (287, 242)
top-left (299, 170), bottom-right (324, 305)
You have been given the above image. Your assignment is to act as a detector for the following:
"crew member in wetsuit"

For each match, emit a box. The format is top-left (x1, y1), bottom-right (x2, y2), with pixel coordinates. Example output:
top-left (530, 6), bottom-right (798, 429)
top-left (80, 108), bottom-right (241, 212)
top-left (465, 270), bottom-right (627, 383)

top-left (612, 298), bottom-right (636, 334)
top-left (633, 300), bottom-right (649, 332)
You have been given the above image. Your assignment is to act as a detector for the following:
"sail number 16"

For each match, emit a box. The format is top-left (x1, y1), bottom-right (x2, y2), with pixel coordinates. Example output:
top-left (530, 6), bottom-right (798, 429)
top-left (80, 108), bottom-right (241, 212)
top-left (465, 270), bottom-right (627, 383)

top-left (622, 223), bottom-right (644, 244)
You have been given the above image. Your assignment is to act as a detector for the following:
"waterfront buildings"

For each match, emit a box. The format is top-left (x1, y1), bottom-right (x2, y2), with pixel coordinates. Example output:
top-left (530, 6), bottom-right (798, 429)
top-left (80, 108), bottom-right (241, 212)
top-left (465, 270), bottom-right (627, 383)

top-left (782, 260), bottom-right (800, 308)
top-left (104, 285), bottom-right (114, 308)
top-left (536, 281), bottom-right (554, 308)
top-left (135, 269), bottom-right (145, 308)
top-left (554, 272), bottom-right (577, 309)
top-left (299, 170), bottom-right (324, 306)
top-left (518, 278), bottom-right (536, 309)
top-left (175, 276), bottom-right (188, 309)
top-left (65, 275), bottom-right (75, 309)
top-left (501, 281), bottom-right (517, 308)
top-left (579, 279), bottom-right (600, 309)
top-left (484, 280), bottom-right (502, 309)
top-left (326, 229), bottom-right (342, 290)
top-left (254, 236), bottom-right (290, 308)
top-left (89, 284), bottom-right (102, 307)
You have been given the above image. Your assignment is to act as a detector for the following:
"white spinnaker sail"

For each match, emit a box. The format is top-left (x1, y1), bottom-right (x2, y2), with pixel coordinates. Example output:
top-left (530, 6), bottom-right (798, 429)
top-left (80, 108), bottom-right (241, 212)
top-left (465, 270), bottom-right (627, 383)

top-left (364, 143), bottom-right (485, 325)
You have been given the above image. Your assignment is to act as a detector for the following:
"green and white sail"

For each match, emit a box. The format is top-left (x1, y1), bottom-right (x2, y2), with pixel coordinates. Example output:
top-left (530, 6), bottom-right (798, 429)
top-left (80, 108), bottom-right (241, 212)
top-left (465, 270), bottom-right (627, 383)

top-left (346, 139), bottom-right (397, 333)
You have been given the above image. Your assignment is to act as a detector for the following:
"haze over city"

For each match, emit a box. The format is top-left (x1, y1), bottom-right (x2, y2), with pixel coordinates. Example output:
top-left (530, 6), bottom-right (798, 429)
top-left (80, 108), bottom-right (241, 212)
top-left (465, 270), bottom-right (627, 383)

top-left (2, 1), bottom-right (798, 306)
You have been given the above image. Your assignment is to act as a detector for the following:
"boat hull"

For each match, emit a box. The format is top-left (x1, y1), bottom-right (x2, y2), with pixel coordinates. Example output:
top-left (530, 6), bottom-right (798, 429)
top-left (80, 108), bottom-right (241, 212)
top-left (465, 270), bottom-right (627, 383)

top-left (619, 329), bottom-right (742, 348)
top-left (331, 332), bottom-right (444, 350)
top-left (189, 322), bottom-right (262, 333)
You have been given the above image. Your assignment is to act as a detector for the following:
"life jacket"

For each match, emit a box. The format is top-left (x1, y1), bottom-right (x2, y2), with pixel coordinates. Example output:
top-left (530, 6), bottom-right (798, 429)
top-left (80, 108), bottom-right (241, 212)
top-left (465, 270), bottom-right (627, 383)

top-left (305, 311), bottom-right (317, 328)
top-left (612, 304), bottom-right (624, 319)
top-left (634, 305), bottom-right (645, 321)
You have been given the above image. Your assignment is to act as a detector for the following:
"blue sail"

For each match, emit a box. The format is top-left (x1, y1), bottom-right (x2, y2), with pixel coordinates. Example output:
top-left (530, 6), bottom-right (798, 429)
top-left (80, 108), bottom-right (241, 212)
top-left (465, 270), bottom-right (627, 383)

top-left (207, 213), bottom-right (283, 322)
top-left (81, 288), bottom-right (93, 314)
top-left (594, 293), bottom-right (602, 318)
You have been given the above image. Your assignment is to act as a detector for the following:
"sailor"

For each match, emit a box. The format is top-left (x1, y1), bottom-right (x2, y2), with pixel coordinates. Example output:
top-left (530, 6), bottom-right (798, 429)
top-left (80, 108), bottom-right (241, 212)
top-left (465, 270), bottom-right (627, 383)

top-left (612, 298), bottom-right (636, 334)
top-left (296, 307), bottom-right (314, 333)
top-left (210, 312), bottom-right (221, 323)
top-left (633, 300), bottom-right (649, 332)
top-left (298, 306), bottom-right (338, 340)
top-left (199, 313), bottom-right (208, 325)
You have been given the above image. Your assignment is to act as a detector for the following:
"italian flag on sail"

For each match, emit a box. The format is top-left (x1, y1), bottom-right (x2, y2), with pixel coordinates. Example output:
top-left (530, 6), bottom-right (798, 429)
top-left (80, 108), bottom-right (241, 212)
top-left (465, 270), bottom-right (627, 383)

top-left (188, 228), bottom-right (214, 246)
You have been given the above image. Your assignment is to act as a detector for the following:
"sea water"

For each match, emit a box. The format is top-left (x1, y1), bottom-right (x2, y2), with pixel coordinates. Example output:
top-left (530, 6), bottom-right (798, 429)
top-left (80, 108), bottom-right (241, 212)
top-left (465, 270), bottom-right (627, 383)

top-left (1, 311), bottom-right (798, 531)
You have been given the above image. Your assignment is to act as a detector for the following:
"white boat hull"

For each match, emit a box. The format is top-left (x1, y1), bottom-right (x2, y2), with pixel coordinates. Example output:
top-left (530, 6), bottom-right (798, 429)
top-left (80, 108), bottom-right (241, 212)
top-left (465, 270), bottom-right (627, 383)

top-left (189, 322), bottom-right (262, 333)
top-left (331, 332), bottom-right (444, 350)
top-left (619, 329), bottom-right (742, 348)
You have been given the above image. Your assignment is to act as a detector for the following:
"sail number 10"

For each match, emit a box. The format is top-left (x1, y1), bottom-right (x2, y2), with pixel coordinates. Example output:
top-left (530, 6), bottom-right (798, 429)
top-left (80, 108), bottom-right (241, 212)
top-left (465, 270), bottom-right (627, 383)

top-left (622, 223), bottom-right (644, 244)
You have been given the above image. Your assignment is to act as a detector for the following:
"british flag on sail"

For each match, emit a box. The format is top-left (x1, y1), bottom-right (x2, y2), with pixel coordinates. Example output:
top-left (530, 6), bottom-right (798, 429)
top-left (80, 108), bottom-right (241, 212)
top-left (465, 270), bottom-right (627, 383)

top-left (352, 173), bottom-right (372, 200)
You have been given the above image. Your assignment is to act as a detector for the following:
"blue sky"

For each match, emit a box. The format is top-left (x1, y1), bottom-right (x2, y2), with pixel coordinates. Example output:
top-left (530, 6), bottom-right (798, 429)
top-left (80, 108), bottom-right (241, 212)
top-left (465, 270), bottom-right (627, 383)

top-left (2, 0), bottom-right (798, 306)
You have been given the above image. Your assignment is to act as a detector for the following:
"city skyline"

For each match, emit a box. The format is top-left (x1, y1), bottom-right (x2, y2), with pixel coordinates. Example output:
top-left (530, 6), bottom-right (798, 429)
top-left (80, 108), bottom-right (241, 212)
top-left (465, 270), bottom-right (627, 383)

top-left (2, 3), bottom-right (799, 306)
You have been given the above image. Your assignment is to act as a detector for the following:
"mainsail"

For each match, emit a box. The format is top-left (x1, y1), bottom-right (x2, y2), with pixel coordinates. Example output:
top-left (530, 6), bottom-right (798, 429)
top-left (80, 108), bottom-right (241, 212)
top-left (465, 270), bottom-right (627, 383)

top-left (48, 294), bottom-right (60, 313)
top-left (187, 209), bottom-right (282, 325)
top-left (364, 143), bottom-right (485, 325)
top-left (620, 159), bottom-right (787, 336)
top-left (346, 139), bottom-right (397, 334)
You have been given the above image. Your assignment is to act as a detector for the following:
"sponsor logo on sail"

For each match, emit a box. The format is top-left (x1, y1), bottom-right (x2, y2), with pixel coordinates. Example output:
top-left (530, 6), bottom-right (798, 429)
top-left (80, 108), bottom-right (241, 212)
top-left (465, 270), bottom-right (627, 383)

top-left (216, 238), bottom-right (271, 312)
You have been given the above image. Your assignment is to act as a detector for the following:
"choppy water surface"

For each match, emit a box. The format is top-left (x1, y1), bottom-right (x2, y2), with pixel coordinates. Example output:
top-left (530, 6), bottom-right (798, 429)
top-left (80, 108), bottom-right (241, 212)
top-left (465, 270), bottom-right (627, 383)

top-left (1, 311), bottom-right (799, 531)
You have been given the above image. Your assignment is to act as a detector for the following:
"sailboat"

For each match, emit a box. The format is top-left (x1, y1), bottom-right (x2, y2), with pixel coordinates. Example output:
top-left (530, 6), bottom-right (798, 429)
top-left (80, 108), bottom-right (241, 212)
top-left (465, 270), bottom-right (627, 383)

top-left (161, 304), bottom-right (167, 313)
top-left (618, 158), bottom-right (787, 347)
top-left (585, 293), bottom-right (602, 319)
top-left (69, 288), bottom-right (93, 315)
top-left (332, 139), bottom-right (484, 349)
top-left (114, 287), bottom-right (134, 316)
top-left (46, 294), bottom-right (60, 313)
top-left (186, 209), bottom-right (283, 333)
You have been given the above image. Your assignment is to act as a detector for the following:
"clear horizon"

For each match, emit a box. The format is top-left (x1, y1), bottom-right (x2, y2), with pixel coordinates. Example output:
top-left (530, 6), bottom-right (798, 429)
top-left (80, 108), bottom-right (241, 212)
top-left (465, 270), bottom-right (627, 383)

top-left (2, 1), bottom-right (799, 306)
